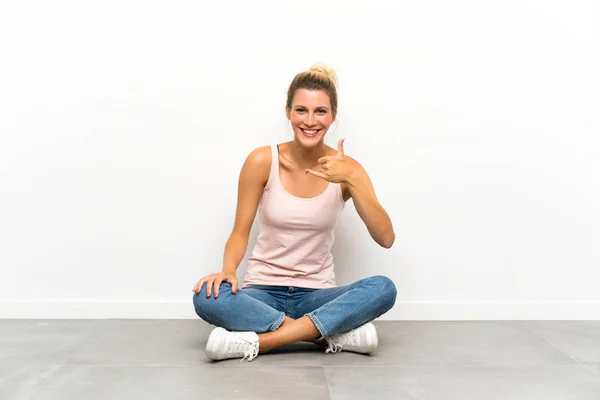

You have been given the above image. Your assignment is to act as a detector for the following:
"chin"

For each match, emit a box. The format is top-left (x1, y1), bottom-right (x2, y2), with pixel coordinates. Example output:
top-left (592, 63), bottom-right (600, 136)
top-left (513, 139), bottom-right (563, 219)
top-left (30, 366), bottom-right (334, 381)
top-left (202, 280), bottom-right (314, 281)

top-left (297, 137), bottom-right (323, 149)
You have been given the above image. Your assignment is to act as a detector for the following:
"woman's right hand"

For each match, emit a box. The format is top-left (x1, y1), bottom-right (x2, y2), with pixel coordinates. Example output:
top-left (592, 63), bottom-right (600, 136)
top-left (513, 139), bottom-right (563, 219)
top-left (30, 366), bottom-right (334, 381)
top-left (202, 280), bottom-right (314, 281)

top-left (192, 271), bottom-right (238, 298)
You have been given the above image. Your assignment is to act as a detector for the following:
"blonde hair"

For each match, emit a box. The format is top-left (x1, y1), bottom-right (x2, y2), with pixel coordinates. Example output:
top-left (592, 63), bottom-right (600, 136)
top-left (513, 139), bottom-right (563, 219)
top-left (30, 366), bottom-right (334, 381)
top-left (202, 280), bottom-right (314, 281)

top-left (286, 62), bottom-right (338, 119)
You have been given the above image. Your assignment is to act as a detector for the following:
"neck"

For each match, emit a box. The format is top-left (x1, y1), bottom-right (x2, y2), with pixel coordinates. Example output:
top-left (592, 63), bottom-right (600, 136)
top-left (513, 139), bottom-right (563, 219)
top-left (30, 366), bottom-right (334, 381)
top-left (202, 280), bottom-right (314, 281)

top-left (289, 140), bottom-right (327, 169)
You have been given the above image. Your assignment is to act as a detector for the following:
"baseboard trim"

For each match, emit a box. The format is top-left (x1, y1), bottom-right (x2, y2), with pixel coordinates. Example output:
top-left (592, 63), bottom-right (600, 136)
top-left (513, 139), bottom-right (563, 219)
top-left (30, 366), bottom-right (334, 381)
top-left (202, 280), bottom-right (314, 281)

top-left (1, 300), bottom-right (599, 319)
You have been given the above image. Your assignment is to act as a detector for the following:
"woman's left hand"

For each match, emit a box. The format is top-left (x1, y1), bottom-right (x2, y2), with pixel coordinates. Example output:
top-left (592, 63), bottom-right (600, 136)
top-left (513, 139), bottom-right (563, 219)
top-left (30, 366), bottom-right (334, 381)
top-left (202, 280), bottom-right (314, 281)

top-left (306, 138), bottom-right (355, 184)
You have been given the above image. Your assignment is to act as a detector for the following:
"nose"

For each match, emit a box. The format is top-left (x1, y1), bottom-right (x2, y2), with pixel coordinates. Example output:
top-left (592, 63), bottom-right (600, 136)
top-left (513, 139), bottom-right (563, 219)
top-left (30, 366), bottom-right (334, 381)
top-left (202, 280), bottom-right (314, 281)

top-left (305, 112), bottom-right (316, 127)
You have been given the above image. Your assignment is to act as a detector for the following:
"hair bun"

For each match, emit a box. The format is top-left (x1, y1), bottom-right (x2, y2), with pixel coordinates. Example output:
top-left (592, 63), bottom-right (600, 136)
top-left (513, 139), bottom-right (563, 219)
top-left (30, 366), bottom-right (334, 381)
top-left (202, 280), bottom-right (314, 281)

top-left (308, 62), bottom-right (338, 87)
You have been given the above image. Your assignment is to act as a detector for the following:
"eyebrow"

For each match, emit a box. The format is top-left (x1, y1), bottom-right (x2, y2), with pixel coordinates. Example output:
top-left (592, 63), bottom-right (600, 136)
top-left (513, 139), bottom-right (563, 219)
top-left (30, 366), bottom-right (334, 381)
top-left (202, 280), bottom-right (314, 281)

top-left (294, 105), bottom-right (330, 110)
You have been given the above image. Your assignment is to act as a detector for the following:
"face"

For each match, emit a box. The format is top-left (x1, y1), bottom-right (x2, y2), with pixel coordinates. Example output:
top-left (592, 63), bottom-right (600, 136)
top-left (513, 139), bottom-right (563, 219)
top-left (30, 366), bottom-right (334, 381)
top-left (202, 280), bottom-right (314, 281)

top-left (286, 89), bottom-right (335, 148)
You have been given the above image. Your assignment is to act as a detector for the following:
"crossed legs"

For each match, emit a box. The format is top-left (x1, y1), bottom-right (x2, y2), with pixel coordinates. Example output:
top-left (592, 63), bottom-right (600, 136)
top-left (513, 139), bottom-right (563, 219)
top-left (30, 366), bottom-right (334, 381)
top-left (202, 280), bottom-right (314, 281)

top-left (259, 316), bottom-right (325, 353)
top-left (193, 276), bottom-right (397, 355)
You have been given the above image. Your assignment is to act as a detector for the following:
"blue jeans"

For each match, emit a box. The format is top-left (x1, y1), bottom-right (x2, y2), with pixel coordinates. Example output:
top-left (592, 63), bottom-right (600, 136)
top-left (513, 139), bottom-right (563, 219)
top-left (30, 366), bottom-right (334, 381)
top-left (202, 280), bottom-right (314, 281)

top-left (193, 275), bottom-right (397, 339)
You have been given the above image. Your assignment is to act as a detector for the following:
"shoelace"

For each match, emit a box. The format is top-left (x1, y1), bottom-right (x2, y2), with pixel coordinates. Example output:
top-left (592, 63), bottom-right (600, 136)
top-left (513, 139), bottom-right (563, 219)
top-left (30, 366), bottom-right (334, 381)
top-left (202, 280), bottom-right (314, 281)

top-left (326, 331), bottom-right (359, 354)
top-left (230, 339), bottom-right (259, 362)
top-left (325, 339), bottom-right (343, 353)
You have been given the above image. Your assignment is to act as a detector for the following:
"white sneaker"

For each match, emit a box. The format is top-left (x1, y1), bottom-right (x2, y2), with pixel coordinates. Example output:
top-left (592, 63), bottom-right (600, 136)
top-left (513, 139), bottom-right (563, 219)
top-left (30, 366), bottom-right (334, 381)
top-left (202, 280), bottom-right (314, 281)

top-left (325, 322), bottom-right (378, 354)
top-left (205, 327), bottom-right (260, 362)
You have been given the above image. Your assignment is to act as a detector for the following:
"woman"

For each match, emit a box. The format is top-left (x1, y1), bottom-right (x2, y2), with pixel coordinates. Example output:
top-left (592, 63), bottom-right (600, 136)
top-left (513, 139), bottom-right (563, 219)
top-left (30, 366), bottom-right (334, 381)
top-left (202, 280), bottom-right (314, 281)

top-left (192, 63), bottom-right (397, 362)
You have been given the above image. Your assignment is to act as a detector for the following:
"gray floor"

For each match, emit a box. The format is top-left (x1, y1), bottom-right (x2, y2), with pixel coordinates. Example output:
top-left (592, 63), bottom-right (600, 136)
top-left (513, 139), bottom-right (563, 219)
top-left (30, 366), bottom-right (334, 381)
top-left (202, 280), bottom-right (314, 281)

top-left (1, 320), bottom-right (599, 400)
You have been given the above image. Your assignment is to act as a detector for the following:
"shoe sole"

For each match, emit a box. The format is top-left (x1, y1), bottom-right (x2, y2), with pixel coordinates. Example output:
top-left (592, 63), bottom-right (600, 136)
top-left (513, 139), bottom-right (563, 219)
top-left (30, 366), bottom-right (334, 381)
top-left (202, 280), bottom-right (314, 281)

top-left (205, 327), bottom-right (227, 360)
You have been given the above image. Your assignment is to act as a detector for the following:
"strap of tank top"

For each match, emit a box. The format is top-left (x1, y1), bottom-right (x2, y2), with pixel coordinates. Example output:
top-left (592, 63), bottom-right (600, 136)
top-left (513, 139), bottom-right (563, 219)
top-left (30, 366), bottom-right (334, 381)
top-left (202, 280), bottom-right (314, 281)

top-left (268, 144), bottom-right (279, 186)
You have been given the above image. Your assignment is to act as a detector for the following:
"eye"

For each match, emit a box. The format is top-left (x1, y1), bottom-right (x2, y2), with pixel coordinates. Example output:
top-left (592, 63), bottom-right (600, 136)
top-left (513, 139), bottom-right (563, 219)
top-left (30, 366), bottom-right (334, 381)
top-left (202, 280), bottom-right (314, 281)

top-left (317, 110), bottom-right (327, 114)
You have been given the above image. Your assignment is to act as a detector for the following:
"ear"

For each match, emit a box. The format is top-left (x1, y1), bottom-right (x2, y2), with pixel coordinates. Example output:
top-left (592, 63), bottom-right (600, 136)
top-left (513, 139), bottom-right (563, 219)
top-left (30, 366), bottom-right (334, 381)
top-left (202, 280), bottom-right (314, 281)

top-left (285, 106), bottom-right (291, 120)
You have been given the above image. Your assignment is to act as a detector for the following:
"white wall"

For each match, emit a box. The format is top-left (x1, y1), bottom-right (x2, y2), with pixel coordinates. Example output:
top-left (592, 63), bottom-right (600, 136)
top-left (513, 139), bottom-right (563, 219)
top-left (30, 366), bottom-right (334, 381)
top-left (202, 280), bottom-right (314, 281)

top-left (1, 0), bottom-right (598, 319)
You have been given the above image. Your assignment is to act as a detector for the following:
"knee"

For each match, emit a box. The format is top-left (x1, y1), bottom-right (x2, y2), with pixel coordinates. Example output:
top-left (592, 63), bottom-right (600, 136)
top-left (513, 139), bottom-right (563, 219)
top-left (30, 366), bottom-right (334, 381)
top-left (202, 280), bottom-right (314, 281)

top-left (192, 291), bottom-right (209, 320)
top-left (369, 275), bottom-right (397, 312)
top-left (192, 282), bottom-right (230, 321)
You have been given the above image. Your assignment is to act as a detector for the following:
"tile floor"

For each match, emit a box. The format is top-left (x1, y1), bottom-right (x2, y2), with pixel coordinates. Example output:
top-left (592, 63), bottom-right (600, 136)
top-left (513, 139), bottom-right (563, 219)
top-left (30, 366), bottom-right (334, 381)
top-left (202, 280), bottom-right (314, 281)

top-left (1, 320), bottom-right (599, 399)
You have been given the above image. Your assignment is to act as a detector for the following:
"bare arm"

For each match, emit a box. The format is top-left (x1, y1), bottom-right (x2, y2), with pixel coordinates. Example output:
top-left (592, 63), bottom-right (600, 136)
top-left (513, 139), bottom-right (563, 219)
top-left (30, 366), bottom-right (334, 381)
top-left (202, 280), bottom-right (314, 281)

top-left (305, 138), bottom-right (395, 249)
top-left (222, 146), bottom-right (271, 274)
top-left (193, 146), bottom-right (271, 297)
top-left (346, 158), bottom-right (395, 249)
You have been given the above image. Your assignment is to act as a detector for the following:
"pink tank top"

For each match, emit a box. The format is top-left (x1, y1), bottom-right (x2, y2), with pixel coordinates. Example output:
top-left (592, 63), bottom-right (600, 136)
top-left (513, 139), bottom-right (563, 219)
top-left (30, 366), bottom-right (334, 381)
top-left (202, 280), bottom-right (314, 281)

top-left (242, 144), bottom-right (346, 289)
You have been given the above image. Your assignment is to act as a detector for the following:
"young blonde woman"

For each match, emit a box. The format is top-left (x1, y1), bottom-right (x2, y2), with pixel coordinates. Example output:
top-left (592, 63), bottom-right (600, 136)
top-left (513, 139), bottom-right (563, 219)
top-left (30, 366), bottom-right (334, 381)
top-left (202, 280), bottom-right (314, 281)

top-left (192, 63), bottom-right (397, 362)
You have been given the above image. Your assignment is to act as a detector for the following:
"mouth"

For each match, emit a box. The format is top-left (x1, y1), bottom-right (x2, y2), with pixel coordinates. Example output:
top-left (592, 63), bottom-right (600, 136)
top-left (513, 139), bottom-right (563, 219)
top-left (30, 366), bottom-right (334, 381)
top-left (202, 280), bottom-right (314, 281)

top-left (300, 128), bottom-right (321, 137)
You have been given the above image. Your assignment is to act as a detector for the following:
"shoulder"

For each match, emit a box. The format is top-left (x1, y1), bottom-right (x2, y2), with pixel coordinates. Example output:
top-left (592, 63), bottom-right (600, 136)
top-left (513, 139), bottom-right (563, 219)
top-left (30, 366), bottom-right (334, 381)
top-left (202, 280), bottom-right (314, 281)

top-left (344, 154), bottom-right (361, 166)
top-left (241, 145), bottom-right (272, 187)
top-left (246, 145), bottom-right (272, 165)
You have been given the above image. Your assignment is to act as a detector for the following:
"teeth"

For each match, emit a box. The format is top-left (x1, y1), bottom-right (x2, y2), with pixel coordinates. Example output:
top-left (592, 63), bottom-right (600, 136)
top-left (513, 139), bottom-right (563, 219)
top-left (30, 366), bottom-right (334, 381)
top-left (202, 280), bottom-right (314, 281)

top-left (302, 129), bottom-right (318, 134)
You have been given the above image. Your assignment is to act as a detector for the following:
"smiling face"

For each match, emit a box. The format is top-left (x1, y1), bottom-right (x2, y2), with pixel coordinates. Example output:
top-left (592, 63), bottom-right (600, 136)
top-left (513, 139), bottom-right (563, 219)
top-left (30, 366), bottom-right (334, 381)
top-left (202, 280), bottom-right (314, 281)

top-left (286, 89), bottom-right (335, 148)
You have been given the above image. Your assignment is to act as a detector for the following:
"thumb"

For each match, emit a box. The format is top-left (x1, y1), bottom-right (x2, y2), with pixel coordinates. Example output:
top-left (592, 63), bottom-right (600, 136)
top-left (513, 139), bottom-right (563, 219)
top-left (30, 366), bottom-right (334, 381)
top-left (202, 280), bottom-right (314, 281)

top-left (337, 137), bottom-right (345, 155)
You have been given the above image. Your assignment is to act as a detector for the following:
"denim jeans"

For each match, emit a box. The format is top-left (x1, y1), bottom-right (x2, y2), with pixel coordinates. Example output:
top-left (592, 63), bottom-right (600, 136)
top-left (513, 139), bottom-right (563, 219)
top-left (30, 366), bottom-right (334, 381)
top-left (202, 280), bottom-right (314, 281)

top-left (193, 275), bottom-right (397, 339)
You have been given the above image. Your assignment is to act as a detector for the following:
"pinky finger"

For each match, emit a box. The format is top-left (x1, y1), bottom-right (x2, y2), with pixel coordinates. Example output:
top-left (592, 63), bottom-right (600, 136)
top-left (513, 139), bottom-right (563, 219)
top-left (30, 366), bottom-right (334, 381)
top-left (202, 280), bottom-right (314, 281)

top-left (306, 169), bottom-right (327, 180)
